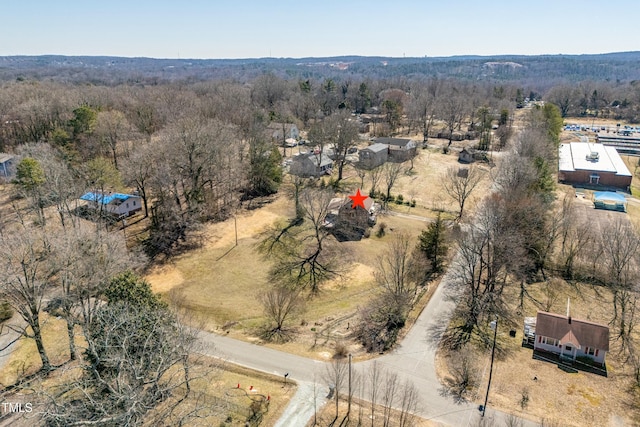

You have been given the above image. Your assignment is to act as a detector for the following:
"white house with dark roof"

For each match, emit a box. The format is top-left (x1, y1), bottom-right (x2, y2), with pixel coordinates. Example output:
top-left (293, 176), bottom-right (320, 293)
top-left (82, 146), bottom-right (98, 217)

top-left (533, 311), bottom-right (609, 366)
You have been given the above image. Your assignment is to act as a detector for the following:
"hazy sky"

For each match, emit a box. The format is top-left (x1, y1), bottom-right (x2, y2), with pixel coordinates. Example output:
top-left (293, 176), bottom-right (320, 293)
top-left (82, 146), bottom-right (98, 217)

top-left (2, 1), bottom-right (639, 59)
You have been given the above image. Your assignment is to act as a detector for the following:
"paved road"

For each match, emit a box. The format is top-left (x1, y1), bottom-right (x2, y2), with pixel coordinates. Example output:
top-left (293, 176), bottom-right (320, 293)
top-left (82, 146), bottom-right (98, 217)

top-left (200, 265), bottom-right (540, 427)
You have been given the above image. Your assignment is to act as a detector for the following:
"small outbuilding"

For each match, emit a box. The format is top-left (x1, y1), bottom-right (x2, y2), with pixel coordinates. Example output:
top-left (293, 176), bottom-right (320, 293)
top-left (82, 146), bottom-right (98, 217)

top-left (458, 148), bottom-right (476, 163)
top-left (593, 191), bottom-right (627, 212)
top-left (267, 123), bottom-right (300, 144)
top-left (80, 192), bottom-right (142, 218)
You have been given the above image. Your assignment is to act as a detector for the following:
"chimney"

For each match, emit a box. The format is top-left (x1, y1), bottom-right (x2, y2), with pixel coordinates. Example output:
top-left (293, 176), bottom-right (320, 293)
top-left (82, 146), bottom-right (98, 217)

top-left (566, 297), bottom-right (571, 318)
top-left (568, 316), bottom-right (572, 324)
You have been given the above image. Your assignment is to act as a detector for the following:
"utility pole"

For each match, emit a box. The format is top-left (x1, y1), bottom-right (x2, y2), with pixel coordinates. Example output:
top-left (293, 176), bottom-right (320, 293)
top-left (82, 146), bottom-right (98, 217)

top-left (482, 317), bottom-right (498, 417)
top-left (347, 354), bottom-right (352, 418)
top-left (234, 215), bottom-right (238, 246)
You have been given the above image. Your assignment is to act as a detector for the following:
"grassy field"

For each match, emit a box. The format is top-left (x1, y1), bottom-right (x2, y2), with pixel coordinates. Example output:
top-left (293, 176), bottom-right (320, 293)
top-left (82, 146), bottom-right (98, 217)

top-left (146, 143), bottom-right (494, 360)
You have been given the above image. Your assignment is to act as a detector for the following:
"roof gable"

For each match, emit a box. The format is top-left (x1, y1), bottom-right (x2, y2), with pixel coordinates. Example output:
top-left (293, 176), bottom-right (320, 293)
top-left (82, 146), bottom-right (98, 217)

top-left (536, 311), bottom-right (609, 351)
top-left (374, 137), bottom-right (413, 147)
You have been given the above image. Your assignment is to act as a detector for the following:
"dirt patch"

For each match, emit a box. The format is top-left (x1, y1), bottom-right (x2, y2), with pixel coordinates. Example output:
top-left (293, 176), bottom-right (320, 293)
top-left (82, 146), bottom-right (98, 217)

top-left (147, 265), bottom-right (185, 294)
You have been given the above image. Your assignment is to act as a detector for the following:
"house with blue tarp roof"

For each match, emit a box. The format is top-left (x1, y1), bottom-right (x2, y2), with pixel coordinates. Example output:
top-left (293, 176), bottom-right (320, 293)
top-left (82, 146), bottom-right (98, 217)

top-left (80, 191), bottom-right (142, 217)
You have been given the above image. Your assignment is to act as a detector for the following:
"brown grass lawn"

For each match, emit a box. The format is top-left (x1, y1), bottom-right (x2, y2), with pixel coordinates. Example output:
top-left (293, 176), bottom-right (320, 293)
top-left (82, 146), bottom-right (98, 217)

top-left (146, 143), bottom-right (493, 361)
top-left (146, 191), bottom-right (437, 360)
top-left (0, 313), bottom-right (72, 387)
top-left (437, 279), bottom-right (640, 427)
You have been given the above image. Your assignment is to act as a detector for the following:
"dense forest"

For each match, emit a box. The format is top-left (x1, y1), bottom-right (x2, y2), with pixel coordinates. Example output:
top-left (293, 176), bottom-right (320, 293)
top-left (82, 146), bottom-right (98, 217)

top-left (3, 51), bottom-right (640, 87)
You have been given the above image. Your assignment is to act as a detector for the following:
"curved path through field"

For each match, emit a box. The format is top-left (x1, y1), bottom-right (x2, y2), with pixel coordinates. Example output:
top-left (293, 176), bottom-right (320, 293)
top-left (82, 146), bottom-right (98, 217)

top-left (198, 266), bottom-right (539, 427)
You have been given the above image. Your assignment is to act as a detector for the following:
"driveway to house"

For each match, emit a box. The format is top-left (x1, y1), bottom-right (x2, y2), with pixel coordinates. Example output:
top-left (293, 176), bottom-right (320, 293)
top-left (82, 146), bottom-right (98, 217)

top-left (198, 265), bottom-right (540, 427)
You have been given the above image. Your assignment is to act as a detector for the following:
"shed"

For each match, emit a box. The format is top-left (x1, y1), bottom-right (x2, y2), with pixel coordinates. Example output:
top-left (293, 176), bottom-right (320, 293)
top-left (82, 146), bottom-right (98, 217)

top-left (593, 191), bottom-right (627, 212)
top-left (459, 148), bottom-right (476, 163)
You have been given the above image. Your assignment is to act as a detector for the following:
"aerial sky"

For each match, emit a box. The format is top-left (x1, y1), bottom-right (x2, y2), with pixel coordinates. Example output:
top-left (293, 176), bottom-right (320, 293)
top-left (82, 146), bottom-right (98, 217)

top-left (2, 0), bottom-right (639, 59)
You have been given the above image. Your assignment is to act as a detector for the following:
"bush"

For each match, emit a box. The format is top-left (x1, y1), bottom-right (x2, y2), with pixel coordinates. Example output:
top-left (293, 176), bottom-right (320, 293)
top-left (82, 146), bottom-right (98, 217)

top-left (396, 194), bottom-right (404, 203)
top-left (0, 301), bottom-right (13, 323)
top-left (376, 222), bottom-right (387, 238)
top-left (386, 194), bottom-right (395, 203)
top-left (410, 200), bottom-right (416, 207)
top-left (355, 294), bottom-right (407, 353)
top-left (334, 341), bottom-right (349, 358)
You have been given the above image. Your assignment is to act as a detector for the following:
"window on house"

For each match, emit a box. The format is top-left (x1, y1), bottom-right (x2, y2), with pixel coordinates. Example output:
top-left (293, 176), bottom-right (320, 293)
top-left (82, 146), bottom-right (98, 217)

top-left (542, 337), bottom-right (558, 346)
top-left (586, 347), bottom-right (595, 356)
top-left (565, 345), bottom-right (572, 351)
top-left (133, 201), bottom-right (136, 206)
top-left (126, 203), bottom-right (129, 208)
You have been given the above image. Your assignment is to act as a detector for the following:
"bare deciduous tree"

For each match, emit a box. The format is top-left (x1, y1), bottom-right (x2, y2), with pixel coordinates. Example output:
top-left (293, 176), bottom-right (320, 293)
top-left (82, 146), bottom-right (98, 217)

top-left (382, 162), bottom-right (403, 208)
top-left (0, 227), bottom-right (54, 371)
top-left (259, 285), bottom-right (305, 342)
top-left (398, 379), bottom-right (419, 427)
top-left (442, 165), bottom-right (483, 220)
top-left (260, 188), bottom-right (342, 294)
top-left (381, 370), bottom-right (398, 427)
top-left (368, 165), bottom-right (383, 197)
top-left (325, 358), bottom-right (348, 420)
top-left (41, 301), bottom-right (203, 426)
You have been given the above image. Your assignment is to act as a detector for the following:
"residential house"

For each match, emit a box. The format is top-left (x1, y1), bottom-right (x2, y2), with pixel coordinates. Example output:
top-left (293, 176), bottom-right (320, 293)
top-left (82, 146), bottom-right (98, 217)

top-left (533, 311), bottom-right (609, 366)
top-left (0, 153), bottom-right (15, 178)
top-left (80, 191), bottom-right (143, 218)
top-left (375, 137), bottom-right (417, 162)
top-left (289, 152), bottom-right (333, 177)
top-left (267, 123), bottom-right (300, 144)
top-left (324, 196), bottom-right (378, 239)
top-left (358, 143), bottom-right (388, 169)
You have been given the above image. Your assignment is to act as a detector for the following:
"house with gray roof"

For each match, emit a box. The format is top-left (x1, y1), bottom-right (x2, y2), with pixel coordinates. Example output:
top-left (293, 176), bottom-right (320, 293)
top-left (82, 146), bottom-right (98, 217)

top-left (358, 143), bottom-right (388, 169)
top-left (289, 152), bottom-right (333, 177)
top-left (375, 137), bottom-right (417, 162)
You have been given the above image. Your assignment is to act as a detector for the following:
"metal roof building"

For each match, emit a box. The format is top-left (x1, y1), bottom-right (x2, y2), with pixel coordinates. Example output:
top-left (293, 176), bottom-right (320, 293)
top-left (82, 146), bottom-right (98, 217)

top-left (558, 142), bottom-right (632, 190)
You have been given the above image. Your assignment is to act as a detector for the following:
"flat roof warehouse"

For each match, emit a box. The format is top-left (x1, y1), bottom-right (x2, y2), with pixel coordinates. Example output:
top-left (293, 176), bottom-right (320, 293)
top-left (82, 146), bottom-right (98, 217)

top-left (558, 143), bottom-right (631, 176)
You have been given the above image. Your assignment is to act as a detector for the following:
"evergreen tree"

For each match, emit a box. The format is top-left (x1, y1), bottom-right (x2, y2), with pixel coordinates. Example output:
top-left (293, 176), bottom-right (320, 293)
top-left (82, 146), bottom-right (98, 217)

top-left (417, 213), bottom-right (448, 275)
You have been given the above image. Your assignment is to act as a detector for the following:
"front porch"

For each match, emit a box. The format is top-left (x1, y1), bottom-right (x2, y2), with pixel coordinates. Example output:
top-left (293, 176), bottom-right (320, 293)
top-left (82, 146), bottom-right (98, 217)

top-left (532, 348), bottom-right (607, 377)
